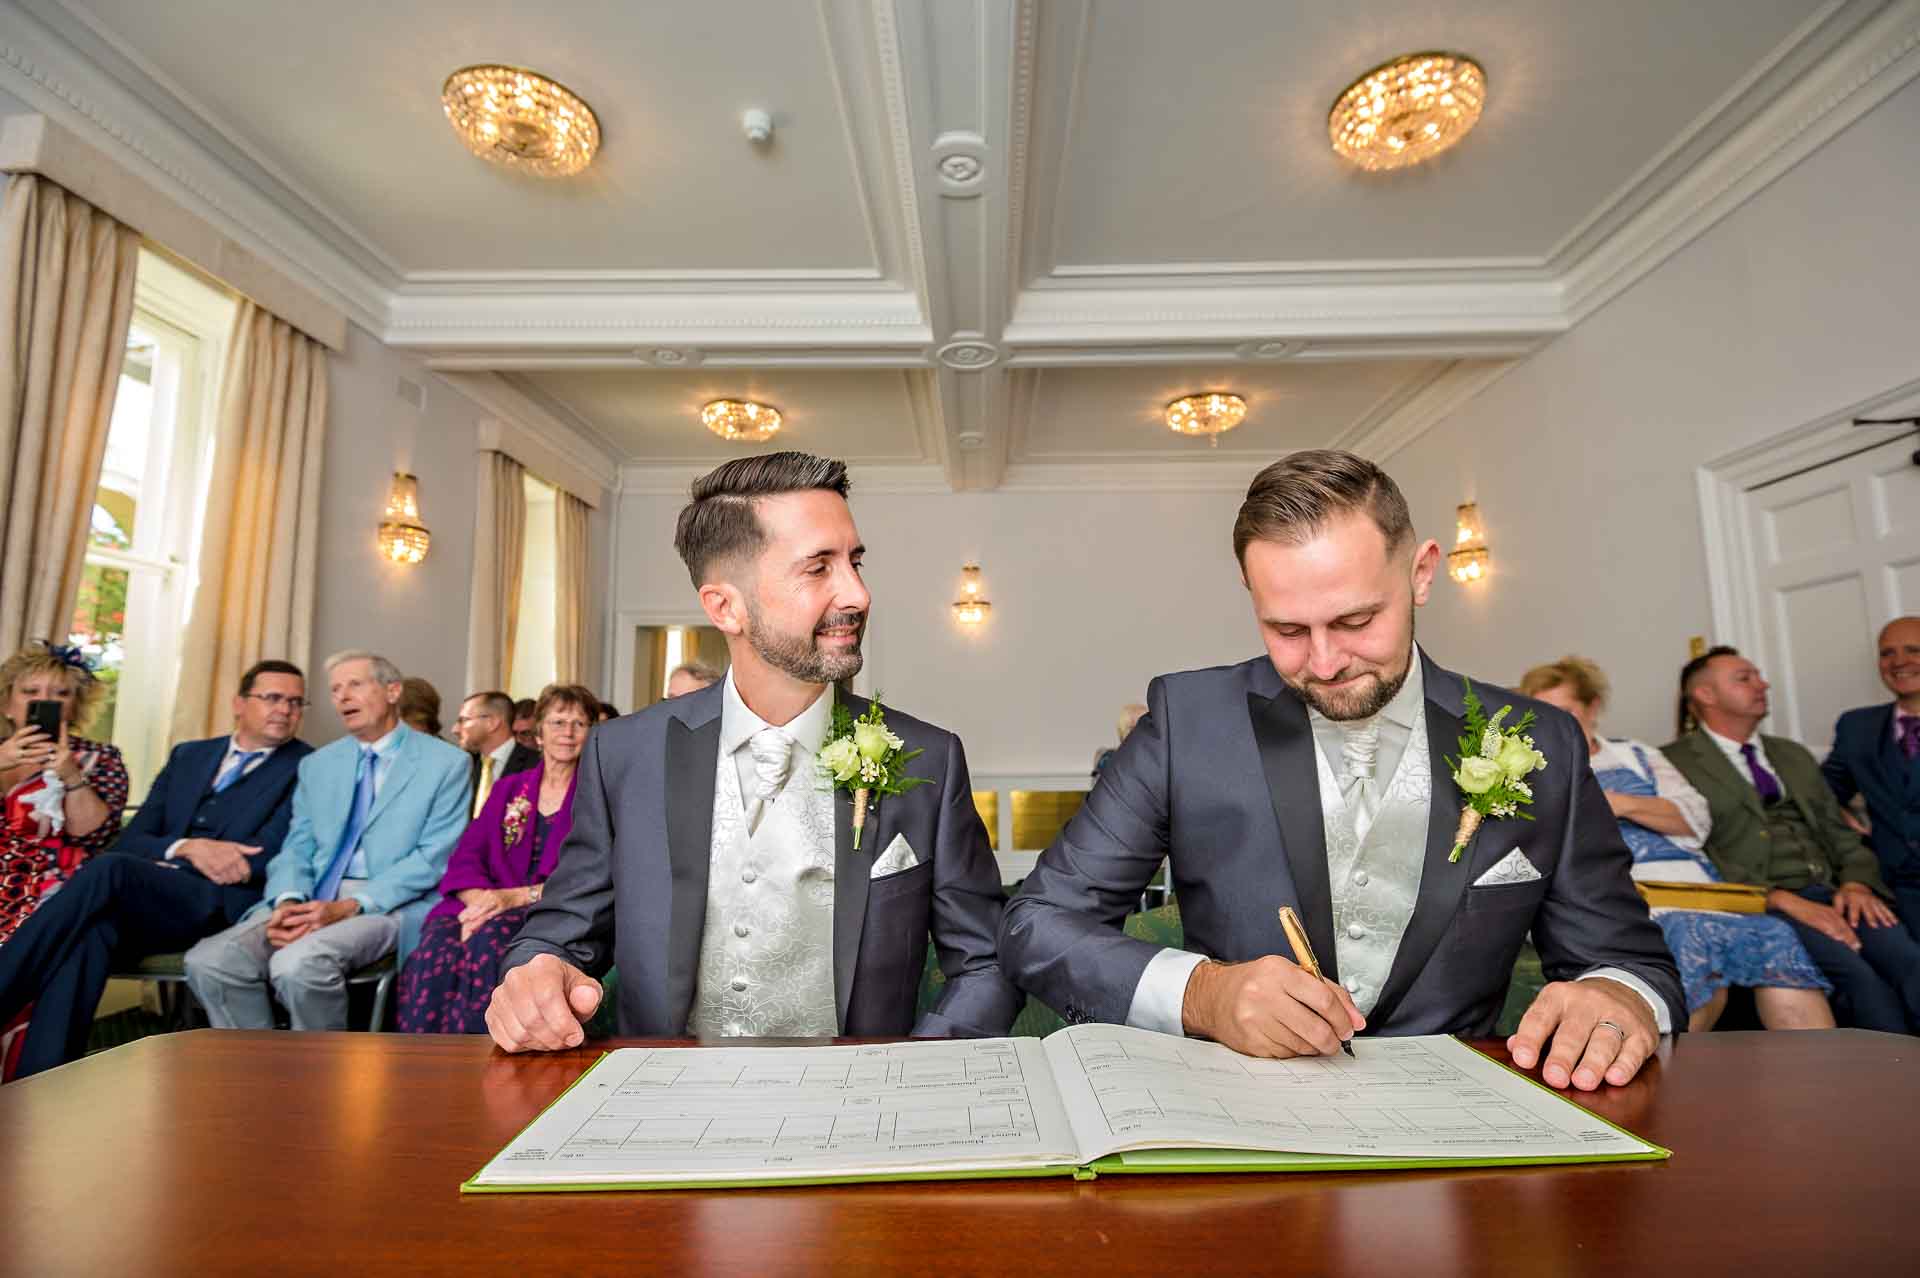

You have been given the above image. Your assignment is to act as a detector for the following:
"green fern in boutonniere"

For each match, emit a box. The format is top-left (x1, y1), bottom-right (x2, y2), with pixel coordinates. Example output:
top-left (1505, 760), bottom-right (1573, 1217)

top-left (817, 698), bottom-right (931, 850)
top-left (1444, 680), bottom-right (1548, 862)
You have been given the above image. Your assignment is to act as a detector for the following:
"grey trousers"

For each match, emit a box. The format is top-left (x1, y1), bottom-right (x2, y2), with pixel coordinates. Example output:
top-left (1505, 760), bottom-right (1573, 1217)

top-left (183, 886), bottom-right (400, 1031)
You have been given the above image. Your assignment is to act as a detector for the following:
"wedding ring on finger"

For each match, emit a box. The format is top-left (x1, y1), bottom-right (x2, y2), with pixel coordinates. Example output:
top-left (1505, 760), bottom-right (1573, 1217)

top-left (1594, 1019), bottom-right (1628, 1042)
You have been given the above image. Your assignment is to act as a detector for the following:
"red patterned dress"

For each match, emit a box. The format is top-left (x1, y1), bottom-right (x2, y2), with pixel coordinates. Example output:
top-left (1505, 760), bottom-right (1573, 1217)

top-left (0, 738), bottom-right (128, 1077)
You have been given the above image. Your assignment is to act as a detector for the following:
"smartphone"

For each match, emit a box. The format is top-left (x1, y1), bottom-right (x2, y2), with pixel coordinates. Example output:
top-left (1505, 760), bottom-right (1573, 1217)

top-left (25, 699), bottom-right (63, 740)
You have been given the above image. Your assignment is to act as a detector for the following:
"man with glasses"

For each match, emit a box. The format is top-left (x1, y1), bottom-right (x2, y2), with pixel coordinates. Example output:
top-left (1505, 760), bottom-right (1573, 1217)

top-left (455, 690), bottom-right (538, 819)
top-left (0, 660), bottom-right (313, 1076)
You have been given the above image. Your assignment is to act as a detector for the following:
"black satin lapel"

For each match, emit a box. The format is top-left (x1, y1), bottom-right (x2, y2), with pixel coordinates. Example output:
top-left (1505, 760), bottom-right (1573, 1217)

top-left (1368, 695), bottom-right (1472, 1029)
top-left (833, 782), bottom-right (865, 1031)
top-left (665, 716), bottom-right (720, 1035)
top-left (1248, 691), bottom-right (1337, 982)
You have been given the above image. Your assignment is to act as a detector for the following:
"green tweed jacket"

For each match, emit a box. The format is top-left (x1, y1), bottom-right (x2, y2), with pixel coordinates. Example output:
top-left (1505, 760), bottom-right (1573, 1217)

top-left (1662, 730), bottom-right (1889, 897)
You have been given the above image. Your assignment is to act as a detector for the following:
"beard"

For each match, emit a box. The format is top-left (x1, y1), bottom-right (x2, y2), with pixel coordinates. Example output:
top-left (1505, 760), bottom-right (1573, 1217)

top-left (1285, 625), bottom-right (1416, 722)
top-left (744, 601), bottom-right (866, 685)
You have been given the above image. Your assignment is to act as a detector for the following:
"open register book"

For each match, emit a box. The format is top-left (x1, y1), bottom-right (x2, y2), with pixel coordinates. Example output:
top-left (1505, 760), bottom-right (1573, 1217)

top-left (464, 1025), bottom-right (1667, 1192)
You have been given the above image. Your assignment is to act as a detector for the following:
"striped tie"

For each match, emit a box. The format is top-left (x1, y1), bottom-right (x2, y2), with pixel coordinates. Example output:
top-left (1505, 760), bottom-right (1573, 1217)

top-left (213, 750), bottom-right (263, 794)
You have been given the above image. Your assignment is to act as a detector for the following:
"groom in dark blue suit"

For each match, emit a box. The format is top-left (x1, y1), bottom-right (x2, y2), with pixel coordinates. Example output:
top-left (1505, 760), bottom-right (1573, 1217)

top-left (0, 660), bottom-right (311, 1076)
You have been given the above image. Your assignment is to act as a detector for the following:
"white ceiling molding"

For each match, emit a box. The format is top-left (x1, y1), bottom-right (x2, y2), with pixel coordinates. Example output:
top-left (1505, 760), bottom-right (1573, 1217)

top-left (0, 112), bottom-right (345, 349)
top-left (0, 0), bottom-right (386, 332)
top-left (447, 372), bottom-right (620, 507)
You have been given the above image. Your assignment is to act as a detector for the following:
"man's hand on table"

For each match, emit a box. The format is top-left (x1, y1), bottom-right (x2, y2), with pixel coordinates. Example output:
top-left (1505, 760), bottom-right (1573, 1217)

top-left (487, 953), bottom-right (603, 1052)
top-left (1180, 956), bottom-right (1364, 1058)
top-left (1508, 978), bottom-right (1658, 1091)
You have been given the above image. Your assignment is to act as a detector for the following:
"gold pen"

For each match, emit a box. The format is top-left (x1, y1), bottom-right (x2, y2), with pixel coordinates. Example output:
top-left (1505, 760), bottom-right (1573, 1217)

top-left (1278, 905), bottom-right (1355, 1057)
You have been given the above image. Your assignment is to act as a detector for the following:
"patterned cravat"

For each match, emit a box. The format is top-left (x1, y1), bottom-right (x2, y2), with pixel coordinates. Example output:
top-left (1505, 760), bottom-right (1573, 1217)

top-left (1899, 713), bottom-right (1920, 762)
top-left (747, 728), bottom-right (795, 834)
top-left (212, 750), bottom-right (263, 794)
top-left (1340, 722), bottom-right (1381, 843)
top-left (1740, 742), bottom-right (1783, 803)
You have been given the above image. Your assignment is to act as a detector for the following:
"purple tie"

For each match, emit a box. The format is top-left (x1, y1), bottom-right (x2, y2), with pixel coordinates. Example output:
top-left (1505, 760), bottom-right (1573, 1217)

top-left (1900, 713), bottom-right (1920, 761)
top-left (1740, 742), bottom-right (1782, 803)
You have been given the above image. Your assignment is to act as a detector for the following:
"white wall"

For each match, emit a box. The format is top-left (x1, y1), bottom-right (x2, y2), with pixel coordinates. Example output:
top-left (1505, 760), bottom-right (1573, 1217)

top-left (1395, 76), bottom-right (1920, 746)
top-left (613, 484), bottom-right (1267, 774)
top-left (305, 326), bottom-right (611, 745)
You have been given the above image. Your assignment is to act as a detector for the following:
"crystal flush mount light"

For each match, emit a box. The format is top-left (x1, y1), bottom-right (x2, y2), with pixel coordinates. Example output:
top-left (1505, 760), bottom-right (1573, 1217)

top-left (701, 399), bottom-right (783, 443)
top-left (1447, 501), bottom-right (1490, 584)
top-left (378, 472), bottom-right (431, 565)
top-left (441, 65), bottom-right (601, 178)
top-left (1329, 52), bottom-right (1486, 172)
top-left (1165, 393), bottom-right (1248, 447)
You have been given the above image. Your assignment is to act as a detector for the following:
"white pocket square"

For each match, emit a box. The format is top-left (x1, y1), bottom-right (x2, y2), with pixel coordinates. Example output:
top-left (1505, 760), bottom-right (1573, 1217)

top-left (1471, 848), bottom-right (1542, 887)
top-left (869, 832), bottom-right (919, 879)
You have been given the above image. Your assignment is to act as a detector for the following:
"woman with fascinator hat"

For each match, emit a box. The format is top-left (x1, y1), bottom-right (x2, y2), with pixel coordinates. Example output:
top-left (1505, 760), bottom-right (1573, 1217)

top-left (0, 640), bottom-right (130, 1072)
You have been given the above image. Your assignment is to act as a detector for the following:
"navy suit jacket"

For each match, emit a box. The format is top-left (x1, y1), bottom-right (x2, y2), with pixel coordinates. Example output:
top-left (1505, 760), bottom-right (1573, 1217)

top-left (107, 735), bottom-right (313, 922)
top-left (1824, 704), bottom-right (1920, 879)
top-left (502, 683), bottom-right (1023, 1038)
top-left (1001, 651), bottom-right (1684, 1037)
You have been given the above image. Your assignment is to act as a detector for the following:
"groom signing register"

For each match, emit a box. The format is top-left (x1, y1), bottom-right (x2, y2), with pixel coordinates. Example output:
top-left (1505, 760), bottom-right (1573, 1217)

top-left (1001, 451), bottom-right (1682, 1092)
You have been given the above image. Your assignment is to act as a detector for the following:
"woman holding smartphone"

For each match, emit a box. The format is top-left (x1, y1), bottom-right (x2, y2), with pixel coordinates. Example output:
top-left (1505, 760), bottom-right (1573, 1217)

top-left (0, 641), bottom-right (129, 952)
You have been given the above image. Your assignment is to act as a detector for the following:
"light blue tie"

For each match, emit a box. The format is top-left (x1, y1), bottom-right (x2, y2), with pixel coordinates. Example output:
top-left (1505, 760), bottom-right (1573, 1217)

top-left (315, 746), bottom-right (377, 902)
top-left (212, 750), bottom-right (264, 794)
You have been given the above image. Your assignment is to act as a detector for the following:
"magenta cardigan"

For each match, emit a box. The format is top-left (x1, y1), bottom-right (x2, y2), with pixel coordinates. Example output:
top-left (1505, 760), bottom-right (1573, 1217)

top-left (426, 761), bottom-right (577, 921)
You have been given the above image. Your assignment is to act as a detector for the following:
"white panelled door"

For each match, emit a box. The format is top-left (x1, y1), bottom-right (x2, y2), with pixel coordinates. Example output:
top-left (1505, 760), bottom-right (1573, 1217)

top-left (1739, 434), bottom-right (1920, 751)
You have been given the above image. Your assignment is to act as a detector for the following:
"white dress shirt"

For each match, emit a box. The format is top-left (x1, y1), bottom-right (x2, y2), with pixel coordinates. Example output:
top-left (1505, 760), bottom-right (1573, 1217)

top-left (1127, 660), bottom-right (1672, 1037)
top-left (1702, 725), bottom-right (1785, 797)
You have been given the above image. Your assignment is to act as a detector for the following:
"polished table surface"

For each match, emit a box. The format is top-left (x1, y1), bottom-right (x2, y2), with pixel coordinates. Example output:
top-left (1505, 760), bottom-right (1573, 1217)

top-left (1, 1028), bottom-right (1915, 1277)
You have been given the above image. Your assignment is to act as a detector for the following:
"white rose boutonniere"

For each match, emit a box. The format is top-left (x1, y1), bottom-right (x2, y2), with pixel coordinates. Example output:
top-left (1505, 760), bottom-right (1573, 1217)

top-left (1445, 680), bottom-right (1548, 862)
top-left (817, 697), bottom-right (931, 850)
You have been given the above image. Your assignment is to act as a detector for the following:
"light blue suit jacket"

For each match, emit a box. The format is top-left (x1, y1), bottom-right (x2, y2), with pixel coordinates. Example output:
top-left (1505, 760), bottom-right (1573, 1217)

top-left (251, 723), bottom-right (472, 956)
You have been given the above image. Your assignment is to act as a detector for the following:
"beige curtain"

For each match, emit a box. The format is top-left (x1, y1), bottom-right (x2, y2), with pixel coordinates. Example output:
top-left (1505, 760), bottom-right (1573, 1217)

top-left (170, 299), bottom-right (329, 740)
top-left (465, 451), bottom-right (527, 695)
top-left (0, 175), bottom-right (139, 657)
top-left (553, 489), bottom-right (589, 685)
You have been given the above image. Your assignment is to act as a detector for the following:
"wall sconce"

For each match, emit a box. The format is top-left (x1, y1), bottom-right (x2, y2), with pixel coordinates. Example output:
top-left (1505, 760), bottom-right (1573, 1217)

top-left (378, 472), bottom-right (432, 565)
top-left (1446, 501), bottom-right (1488, 584)
top-left (952, 563), bottom-right (991, 625)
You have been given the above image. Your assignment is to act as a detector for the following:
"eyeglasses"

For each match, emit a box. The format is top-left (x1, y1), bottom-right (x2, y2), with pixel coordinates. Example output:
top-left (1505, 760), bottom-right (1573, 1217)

top-left (245, 693), bottom-right (309, 710)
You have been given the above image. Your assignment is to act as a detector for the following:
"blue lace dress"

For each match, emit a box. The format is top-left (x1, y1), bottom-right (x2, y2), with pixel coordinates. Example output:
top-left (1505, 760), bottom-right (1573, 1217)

top-left (1594, 742), bottom-right (1830, 1014)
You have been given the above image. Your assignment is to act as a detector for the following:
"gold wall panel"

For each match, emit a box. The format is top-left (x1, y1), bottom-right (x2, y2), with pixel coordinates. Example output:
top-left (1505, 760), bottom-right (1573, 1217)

top-left (1011, 790), bottom-right (1086, 850)
top-left (971, 790), bottom-right (999, 851)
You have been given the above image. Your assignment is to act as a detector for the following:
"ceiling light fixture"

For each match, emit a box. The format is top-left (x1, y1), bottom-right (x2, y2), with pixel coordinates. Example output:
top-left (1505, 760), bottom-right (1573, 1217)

top-left (1165, 393), bottom-right (1248, 448)
top-left (701, 398), bottom-right (783, 443)
top-left (1329, 52), bottom-right (1486, 172)
top-left (442, 65), bottom-right (601, 178)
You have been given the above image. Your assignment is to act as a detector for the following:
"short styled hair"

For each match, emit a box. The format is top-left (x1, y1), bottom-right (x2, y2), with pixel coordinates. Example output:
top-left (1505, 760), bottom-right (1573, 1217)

top-left (532, 683), bottom-right (598, 727)
top-left (511, 697), bottom-right (536, 722)
top-left (398, 677), bottom-right (443, 736)
top-left (323, 649), bottom-right (403, 687)
top-left (673, 451), bottom-right (852, 587)
top-left (465, 690), bottom-right (514, 723)
top-left (1517, 656), bottom-right (1610, 708)
top-left (1676, 644), bottom-right (1741, 736)
top-left (239, 659), bottom-right (304, 697)
top-left (1232, 449), bottom-right (1414, 569)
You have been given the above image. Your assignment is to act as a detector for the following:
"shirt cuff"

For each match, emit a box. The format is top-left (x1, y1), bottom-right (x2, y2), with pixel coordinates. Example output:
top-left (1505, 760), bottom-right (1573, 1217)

top-left (1579, 967), bottom-right (1672, 1035)
top-left (348, 894), bottom-right (377, 916)
top-left (1125, 948), bottom-right (1208, 1036)
top-left (164, 839), bottom-right (187, 860)
top-left (272, 893), bottom-right (307, 907)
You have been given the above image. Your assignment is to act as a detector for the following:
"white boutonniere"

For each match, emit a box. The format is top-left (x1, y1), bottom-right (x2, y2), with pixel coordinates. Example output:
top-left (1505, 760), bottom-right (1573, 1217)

top-left (1446, 680), bottom-right (1548, 862)
top-left (817, 698), bottom-right (931, 850)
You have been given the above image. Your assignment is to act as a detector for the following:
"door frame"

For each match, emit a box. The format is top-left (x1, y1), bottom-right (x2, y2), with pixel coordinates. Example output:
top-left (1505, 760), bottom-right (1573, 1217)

top-left (1696, 375), bottom-right (1920, 695)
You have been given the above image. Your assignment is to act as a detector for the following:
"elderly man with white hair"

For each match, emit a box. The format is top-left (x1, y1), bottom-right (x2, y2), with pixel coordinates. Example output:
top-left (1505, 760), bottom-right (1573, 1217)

top-left (185, 651), bottom-right (470, 1031)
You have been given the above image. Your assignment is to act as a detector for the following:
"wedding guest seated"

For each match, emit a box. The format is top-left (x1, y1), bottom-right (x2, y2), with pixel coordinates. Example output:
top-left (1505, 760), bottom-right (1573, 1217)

top-left (398, 677), bottom-right (443, 737)
top-left (397, 683), bottom-right (593, 1033)
top-left (1092, 703), bottom-right (1148, 775)
top-left (0, 641), bottom-right (132, 1078)
top-left (1823, 616), bottom-right (1920, 936)
top-left (183, 651), bottom-right (469, 1032)
top-left (455, 690), bottom-right (537, 819)
top-left (665, 661), bottom-right (722, 699)
top-left (0, 661), bottom-right (311, 1078)
top-left (1664, 646), bottom-right (1920, 1034)
top-left (511, 699), bottom-right (538, 752)
top-left (1520, 657), bottom-right (1832, 1032)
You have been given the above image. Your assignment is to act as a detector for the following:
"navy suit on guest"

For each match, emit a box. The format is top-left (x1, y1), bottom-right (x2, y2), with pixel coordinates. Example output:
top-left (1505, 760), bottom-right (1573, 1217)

top-left (1824, 705), bottom-right (1920, 937)
top-left (0, 735), bottom-right (310, 1077)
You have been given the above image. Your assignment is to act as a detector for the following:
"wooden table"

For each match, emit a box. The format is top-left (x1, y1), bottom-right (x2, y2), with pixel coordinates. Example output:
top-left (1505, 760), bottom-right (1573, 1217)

top-left (2, 1028), bottom-right (1914, 1276)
